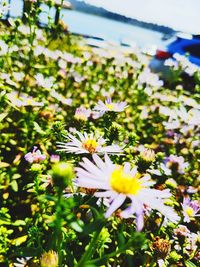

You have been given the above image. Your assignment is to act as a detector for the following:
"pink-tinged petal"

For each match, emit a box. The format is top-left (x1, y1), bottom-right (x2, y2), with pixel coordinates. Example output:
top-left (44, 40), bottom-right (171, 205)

top-left (94, 190), bottom-right (116, 198)
top-left (136, 212), bottom-right (144, 232)
top-left (130, 196), bottom-right (143, 215)
top-left (146, 197), bottom-right (180, 223)
top-left (105, 194), bottom-right (126, 218)
top-left (24, 147), bottom-right (46, 163)
top-left (120, 204), bottom-right (136, 218)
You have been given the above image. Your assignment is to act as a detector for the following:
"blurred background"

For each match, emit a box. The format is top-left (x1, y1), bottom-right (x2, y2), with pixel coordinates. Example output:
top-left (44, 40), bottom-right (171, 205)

top-left (2, 0), bottom-right (200, 53)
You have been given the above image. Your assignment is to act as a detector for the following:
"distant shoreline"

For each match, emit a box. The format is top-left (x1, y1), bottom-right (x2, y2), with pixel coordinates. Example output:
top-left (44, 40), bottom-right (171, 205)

top-left (69, 0), bottom-right (176, 35)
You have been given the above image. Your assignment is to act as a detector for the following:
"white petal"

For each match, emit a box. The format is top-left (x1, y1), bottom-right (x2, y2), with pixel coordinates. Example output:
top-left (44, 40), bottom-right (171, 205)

top-left (75, 167), bottom-right (101, 180)
top-left (94, 190), bottom-right (116, 198)
top-left (80, 157), bottom-right (105, 177)
top-left (92, 153), bottom-right (107, 169)
top-left (105, 194), bottom-right (126, 218)
top-left (77, 180), bottom-right (109, 190)
top-left (123, 162), bottom-right (131, 173)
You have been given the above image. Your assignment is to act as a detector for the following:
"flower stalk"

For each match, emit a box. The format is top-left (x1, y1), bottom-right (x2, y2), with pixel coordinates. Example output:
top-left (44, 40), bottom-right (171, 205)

top-left (76, 226), bottom-right (104, 267)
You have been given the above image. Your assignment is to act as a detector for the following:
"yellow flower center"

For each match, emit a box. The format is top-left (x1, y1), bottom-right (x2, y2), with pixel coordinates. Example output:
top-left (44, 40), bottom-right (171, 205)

top-left (110, 166), bottom-right (142, 195)
top-left (106, 103), bottom-right (114, 110)
top-left (26, 98), bottom-right (34, 105)
top-left (82, 139), bottom-right (98, 153)
top-left (185, 206), bottom-right (194, 217)
top-left (75, 114), bottom-right (87, 121)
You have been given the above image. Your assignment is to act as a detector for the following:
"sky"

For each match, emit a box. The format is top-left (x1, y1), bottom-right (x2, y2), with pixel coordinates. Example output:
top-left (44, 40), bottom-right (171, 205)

top-left (81, 0), bottom-right (200, 34)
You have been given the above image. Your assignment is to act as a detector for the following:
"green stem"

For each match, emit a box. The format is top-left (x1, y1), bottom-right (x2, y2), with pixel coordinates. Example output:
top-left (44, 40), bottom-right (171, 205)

top-left (180, 245), bottom-right (186, 267)
top-left (34, 174), bottom-right (39, 195)
top-left (76, 227), bottom-right (103, 267)
top-left (55, 0), bottom-right (64, 25)
top-left (54, 191), bottom-right (63, 267)
top-left (86, 240), bottom-right (134, 265)
top-left (156, 215), bottom-right (164, 235)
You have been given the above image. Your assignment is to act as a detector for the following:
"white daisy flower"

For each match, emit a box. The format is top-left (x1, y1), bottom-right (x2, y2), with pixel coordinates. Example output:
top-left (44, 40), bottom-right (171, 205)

top-left (35, 73), bottom-right (54, 89)
top-left (182, 197), bottom-right (200, 223)
top-left (75, 154), bottom-right (179, 231)
top-left (90, 110), bottom-right (105, 120)
top-left (13, 257), bottom-right (31, 267)
top-left (50, 89), bottom-right (72, 106)
top-left (7, 91), bottom-right (43, 107)
top-left (93, 97), bottom-right (127, 112)
top-left (74, 107), bottom-right (91, 121)
top-left (164, 155), bottom-right (189, 174)
top-left (57, 131), bottom-right (123, 155)
top-left (138, 68), bottom-right (164, 88)
top-left (0, 39), bottom-right (8, 56)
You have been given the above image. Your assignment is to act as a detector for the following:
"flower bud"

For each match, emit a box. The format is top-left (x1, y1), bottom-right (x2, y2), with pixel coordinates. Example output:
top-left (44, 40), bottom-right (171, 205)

top-left (109, 122), bottom-right (124, 141)
top-left (25, 146), bottom-right (46, 164)
top-left (165, 178), bottom-right (177, 189)
top-left (173, 225), bottom-right (190, 237)
top-left (50, 154), bottom-right (60, 163)
top-left (52, 162), bottom-right (74, 190)
top-left (138, 148), bottom-right (156, 172)
top-left (169, 251), bottom-right (182, 261)
top-left (152, 237), bottom-right (171, 259)
top-left (40, 250), bottom-right (58, 267)
top-left (30, 163), bottom-right (43, 172)
top-left (140, 148), bottom-right (156, 163)
top-left (74, 107), bottom-right (90, 122)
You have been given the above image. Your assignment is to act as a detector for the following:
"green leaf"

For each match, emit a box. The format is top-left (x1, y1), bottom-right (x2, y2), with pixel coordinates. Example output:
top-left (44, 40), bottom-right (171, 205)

top-left (81, 219), bottom-right (105, 236)
top-left (0, 219), bottom-right (11, 225)
top-left (0, 162), bottom-right (10, 168)
top-left (13, 220), bottom-right (26, 226)
top-left (0, 113), bottom-right (8, 122)
top-left (70, 220), bottom-right (84, 232)
top-left (0, 218), bottom-right (25, 226)
top-left (11, 235), bottom-right (28, 246)
top-left (185, 261), bottom-right (197, 267)
top-left (33, 121), bottom-right (45, 135)
top-left (10, 180), bottom-right (18, 192)
top-left (13, 173), bottom-right (21, 179)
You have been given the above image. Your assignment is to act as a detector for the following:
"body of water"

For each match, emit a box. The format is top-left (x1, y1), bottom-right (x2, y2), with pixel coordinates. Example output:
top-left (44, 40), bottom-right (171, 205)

top-left (5, 0), bottom-right (165, 49)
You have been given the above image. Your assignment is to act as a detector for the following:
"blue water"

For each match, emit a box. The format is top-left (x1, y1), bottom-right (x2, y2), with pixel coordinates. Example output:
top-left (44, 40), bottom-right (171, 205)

top-left (5, 0), bottom-right (164, 48)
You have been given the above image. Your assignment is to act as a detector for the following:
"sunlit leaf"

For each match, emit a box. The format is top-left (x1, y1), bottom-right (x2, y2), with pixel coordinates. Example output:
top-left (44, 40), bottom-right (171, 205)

top-left (185, 261), bottom-right (197, 267)
top-left (33, 121), bottom-right (46, 135)
top-left (0, 162), bottom-right (10, 168)
top-left (10, 180), bottom-right (18, 192)
top-left (11, 235), bottom-right (28, 246)
top-left (0, 113), bottom-right (8, 122)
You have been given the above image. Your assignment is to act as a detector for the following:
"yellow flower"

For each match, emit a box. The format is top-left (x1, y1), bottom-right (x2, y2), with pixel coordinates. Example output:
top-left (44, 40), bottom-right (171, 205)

top-left (110, 166), bottom-right (142, 195)
top-left (40, 250), bottom-right (58, 267)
